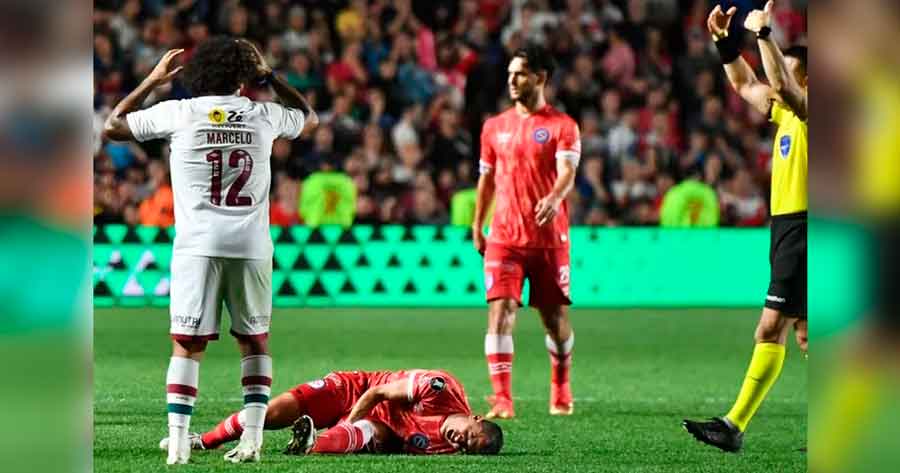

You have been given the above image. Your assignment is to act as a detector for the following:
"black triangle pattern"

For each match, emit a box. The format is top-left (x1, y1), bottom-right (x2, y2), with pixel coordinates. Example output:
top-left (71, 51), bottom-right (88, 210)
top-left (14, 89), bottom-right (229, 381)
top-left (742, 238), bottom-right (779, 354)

top-left (94, 281), bottom-right (112, 296)
top-left (387, 254), bottom-right (401, 267)
top-left (338, 230), bottom-right (357, 244)
top-left (323, 253), bottom-right (342, 270)
top-left (293, 254), bottom-right (312, 269)
top-left (403, 280), bottom-right (416, 293)
top-left (278, 279), bottom-right (297, 296)
top-left (123, 226), bottom-right (142, 243)
top-left (308, 279), bottom-right (328, 296)
top-left (153, 229), bottom-right (172, 243)
top-left (276, 230), bottom-right (295, 243)
top-left (93, 228), bottom-right (110, 243)
top-left (339, 279), bottom-right (357, 294)
top-left (355, 253), bottom-right (370, 267)
top-left (307, 228), bottom-right (327, 244)
top-left (373, 280), bottom-right (387, 293)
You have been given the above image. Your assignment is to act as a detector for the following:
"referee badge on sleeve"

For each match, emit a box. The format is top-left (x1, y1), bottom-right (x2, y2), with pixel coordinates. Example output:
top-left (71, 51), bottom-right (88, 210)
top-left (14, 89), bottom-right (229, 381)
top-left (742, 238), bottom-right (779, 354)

top-left (779, 135), bottom-right (792, 158)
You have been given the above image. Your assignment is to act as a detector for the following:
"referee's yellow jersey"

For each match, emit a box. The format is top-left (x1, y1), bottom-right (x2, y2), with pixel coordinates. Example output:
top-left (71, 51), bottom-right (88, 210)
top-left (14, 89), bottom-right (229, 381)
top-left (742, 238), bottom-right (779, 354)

top-left (770, 101), bottom-right (808, 216)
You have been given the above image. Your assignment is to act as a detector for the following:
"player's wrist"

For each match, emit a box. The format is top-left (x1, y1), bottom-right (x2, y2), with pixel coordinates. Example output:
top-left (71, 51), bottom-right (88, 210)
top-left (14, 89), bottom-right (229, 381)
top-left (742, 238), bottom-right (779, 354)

top-left (713, 36), bottom-right (741, 64)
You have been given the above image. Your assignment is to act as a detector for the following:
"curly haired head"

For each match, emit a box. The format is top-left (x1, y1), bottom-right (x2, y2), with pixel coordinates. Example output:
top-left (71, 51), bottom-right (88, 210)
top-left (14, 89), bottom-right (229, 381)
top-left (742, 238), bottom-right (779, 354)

top-left (181, 36), bottom-right (259, 96)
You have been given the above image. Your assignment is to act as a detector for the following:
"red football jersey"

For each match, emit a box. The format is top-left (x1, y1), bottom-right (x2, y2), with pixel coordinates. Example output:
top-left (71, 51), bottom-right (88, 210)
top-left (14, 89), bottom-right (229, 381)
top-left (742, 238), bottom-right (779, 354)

top-left (480, 105), bottom-right (581, 248)
top-left (366, 370), bottom-right (472, 454)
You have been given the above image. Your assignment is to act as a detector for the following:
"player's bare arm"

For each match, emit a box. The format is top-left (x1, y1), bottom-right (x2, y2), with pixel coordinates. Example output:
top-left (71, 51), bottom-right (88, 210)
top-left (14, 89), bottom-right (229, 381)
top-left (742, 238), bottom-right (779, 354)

top-left (535, 157), bottom-right (576, 227)
top-left (239, 39), bottom-right (319, 138)
top-left (746, 1), bottom-right (808, 120)
top-left (472, 166), bottom-right (495, 255)
top-left (345, 379), bottom-right (409, 423)
top-left (707, 5), bottom-right (772, 115)
top-left (101, 48), bottom-right (184, 142)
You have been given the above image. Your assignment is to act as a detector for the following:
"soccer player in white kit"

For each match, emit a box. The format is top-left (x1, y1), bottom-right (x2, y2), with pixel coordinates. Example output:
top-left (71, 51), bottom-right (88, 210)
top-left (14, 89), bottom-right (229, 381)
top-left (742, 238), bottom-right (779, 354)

top-left (102, 38), bottom-right (318, 465)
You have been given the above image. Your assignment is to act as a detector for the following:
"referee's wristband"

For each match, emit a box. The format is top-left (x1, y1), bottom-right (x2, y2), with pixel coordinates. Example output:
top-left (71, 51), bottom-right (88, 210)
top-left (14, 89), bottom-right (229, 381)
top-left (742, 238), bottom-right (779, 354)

top-left (757, 26), bottom-right (772, 40)
top-left (714, 37), bottom-right (742, 64)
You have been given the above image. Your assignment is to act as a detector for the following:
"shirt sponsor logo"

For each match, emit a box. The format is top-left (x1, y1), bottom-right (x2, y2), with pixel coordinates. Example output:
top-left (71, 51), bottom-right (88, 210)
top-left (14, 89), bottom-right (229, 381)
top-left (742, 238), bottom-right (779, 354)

top-left (208, 108), bottom-right (227, 124)
top-left (408, 433), bottom-right (430, 450)
top-left (496, 132), bottom-right (512, 145)
top-left (533, 128), bottom-right (550, 144)
top-left (307, 379), bottom-right (326, 389)
top-left (429, 377), bottom-right (446, 392)
top-left (779, 135), bottom-right (792, 158)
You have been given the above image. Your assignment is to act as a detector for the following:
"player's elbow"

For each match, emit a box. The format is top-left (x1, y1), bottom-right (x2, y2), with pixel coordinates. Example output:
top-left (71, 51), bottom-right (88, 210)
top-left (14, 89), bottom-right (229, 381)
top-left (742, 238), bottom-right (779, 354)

top-left (301, 112), bottom-right (319, 138)
top-left (102, 117), bottom-right (128, 142)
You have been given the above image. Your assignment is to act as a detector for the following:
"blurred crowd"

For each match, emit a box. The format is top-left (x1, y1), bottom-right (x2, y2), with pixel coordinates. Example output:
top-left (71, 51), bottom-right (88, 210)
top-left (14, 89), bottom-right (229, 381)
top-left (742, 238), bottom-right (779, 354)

top-left (93, 0), bottom-right (807, 227)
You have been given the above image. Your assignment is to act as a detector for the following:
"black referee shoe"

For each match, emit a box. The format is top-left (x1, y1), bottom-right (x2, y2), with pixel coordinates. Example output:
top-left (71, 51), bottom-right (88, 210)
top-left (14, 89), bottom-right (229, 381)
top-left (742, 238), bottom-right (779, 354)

top-left (682, 417), bottom-right (744, 453)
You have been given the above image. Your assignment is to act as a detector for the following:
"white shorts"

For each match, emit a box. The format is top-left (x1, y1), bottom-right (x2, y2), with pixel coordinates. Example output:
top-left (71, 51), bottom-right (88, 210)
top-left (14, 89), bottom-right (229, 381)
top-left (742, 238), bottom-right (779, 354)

top-left (169, 254), bottom-right (272, 342)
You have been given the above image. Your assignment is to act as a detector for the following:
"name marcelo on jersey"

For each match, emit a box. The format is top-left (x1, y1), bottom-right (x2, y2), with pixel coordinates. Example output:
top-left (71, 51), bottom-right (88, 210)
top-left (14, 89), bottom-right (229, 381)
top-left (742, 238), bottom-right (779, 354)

top-left (206, 131), bottom-right (253, 145)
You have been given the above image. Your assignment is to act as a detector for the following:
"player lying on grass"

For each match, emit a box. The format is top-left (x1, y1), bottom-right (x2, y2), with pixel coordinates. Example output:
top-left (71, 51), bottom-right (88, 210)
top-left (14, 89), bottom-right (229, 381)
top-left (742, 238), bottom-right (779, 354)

top-left (160, 369), bottom-right (503, 455)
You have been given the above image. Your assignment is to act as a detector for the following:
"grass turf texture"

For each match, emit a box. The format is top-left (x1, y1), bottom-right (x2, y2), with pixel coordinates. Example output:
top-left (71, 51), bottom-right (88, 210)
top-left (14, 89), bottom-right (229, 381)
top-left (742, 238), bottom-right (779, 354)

top-left (95, 308), bottom-right (806, 472)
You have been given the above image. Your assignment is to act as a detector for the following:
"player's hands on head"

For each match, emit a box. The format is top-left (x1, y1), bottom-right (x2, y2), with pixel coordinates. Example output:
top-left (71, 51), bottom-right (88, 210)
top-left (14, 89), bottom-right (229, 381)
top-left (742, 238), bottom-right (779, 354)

top-left (744, 1), bottom-right (774, 33)
top-left (706, 4), bottom-right (738, 39)
top-left (535, 194), bottom-right (563, 227)
top-left (147, 49), bottom-right (184, 85)
top-left (472, 225), bottom-right (486, 256)
top-left (238, 38), bottom-right (272, 78)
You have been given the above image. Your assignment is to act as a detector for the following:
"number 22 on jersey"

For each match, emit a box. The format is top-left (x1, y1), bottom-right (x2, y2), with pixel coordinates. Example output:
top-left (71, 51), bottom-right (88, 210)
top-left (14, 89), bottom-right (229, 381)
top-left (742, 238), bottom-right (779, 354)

top-left (206, 149), bottom-right (253, 206)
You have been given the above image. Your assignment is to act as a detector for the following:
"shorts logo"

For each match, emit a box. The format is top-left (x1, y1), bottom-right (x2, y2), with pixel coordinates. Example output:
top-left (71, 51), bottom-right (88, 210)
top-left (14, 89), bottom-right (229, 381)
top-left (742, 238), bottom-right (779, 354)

top-left (485, 273), bottom-right (494, 291)
top-left (559, 265), bottom-right (570, 285)
top-left (247, 315), bottom-right (271, 327)
top-left (766, 294), bottom-right (787, 303)
top-left (172, 315), bottom-right (202, 329)
top-left (429, 377), bottom-right (446, 392)
top-left (408, 433), bottom-right (430, 450)
top-left (209, 108), bottom-right (227, 124)
top-left (533, 128), bottom-right (550, 144)
top-left (307, 379), bottom-right (326, 389)
top-left (779, 135), bottom-right (792, 158)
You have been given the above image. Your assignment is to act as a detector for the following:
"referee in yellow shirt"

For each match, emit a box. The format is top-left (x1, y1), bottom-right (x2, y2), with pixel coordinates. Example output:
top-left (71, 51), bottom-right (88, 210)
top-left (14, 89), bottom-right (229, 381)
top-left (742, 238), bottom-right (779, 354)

top-left (683, 1), bottom-right (807, 453)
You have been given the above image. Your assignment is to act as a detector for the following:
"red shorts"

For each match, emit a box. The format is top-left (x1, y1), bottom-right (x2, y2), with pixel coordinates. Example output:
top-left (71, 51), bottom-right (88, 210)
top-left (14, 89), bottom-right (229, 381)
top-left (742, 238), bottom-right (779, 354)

top-left (484, 243), bottom-right (571, 307)
top-left (288, 371), bottom-right (372, 429)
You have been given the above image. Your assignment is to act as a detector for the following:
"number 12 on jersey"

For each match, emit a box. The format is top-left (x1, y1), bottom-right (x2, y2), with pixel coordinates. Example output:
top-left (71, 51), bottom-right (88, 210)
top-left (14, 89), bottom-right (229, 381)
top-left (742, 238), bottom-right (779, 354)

top-left (206, 149), bottom-right (253, 207)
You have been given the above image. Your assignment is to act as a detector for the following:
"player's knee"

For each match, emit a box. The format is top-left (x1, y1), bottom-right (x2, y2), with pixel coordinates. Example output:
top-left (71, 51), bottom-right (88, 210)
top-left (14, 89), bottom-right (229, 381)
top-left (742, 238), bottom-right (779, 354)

top-left (754, 319), bottom-right (782, 343)
top-left (488, 300), bottom-right (517, 331)
top-left (173, 339), bottom-right (208, 355)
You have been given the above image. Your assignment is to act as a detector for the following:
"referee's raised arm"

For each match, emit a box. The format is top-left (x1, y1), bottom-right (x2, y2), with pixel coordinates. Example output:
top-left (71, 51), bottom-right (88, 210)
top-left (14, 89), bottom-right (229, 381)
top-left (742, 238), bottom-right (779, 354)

top-left (707, 5), bottom-right (773, 115)
top-left (746, 1), bottom-right (809, 120)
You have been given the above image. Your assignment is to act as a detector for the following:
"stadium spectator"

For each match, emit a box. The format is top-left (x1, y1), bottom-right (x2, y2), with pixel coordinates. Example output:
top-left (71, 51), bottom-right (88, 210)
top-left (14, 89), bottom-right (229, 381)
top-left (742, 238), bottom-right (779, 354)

top-left (93, 0), bottom-right (806, 229)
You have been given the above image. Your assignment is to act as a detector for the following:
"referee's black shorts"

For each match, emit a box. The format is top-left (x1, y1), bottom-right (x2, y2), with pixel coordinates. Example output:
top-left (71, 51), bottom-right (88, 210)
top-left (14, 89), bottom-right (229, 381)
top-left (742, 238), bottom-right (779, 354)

top-left (765, 211), bottom-right (807, 317)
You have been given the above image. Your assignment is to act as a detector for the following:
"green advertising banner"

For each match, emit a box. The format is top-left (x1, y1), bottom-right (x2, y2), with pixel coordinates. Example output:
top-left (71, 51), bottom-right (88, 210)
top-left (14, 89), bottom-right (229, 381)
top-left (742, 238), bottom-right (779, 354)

top-left (93, 225), bottom-right (770, 308)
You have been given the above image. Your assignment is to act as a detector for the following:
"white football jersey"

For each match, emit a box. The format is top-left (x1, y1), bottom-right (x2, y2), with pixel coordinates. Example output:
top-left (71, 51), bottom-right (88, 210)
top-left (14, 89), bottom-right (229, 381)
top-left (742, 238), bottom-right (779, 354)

top-left (127, 95), bottom-right (305, 259)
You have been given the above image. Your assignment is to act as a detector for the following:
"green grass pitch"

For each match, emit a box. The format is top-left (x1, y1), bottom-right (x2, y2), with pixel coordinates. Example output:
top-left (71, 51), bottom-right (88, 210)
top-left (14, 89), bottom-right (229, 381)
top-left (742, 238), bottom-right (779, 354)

top-left (94, 307), bottom-right (806, 472)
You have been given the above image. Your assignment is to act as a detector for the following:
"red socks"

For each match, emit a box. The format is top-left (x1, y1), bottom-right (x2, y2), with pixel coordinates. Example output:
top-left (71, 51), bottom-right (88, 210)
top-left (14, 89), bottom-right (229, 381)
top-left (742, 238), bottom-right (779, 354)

top-left (200, 412), bottom-right (242, 449)
top-left (311, 422), bottom-right (371, 454)
top-left (485, 334), bottom-right (514, 402)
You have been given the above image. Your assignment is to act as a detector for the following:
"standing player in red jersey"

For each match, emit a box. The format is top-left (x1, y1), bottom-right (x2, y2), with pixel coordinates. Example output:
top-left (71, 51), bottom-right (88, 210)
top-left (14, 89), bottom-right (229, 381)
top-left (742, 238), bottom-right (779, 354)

top-left (159, 369), bottom-right (503, 456)
top-left (473, 44), bottom-right (581, 419)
